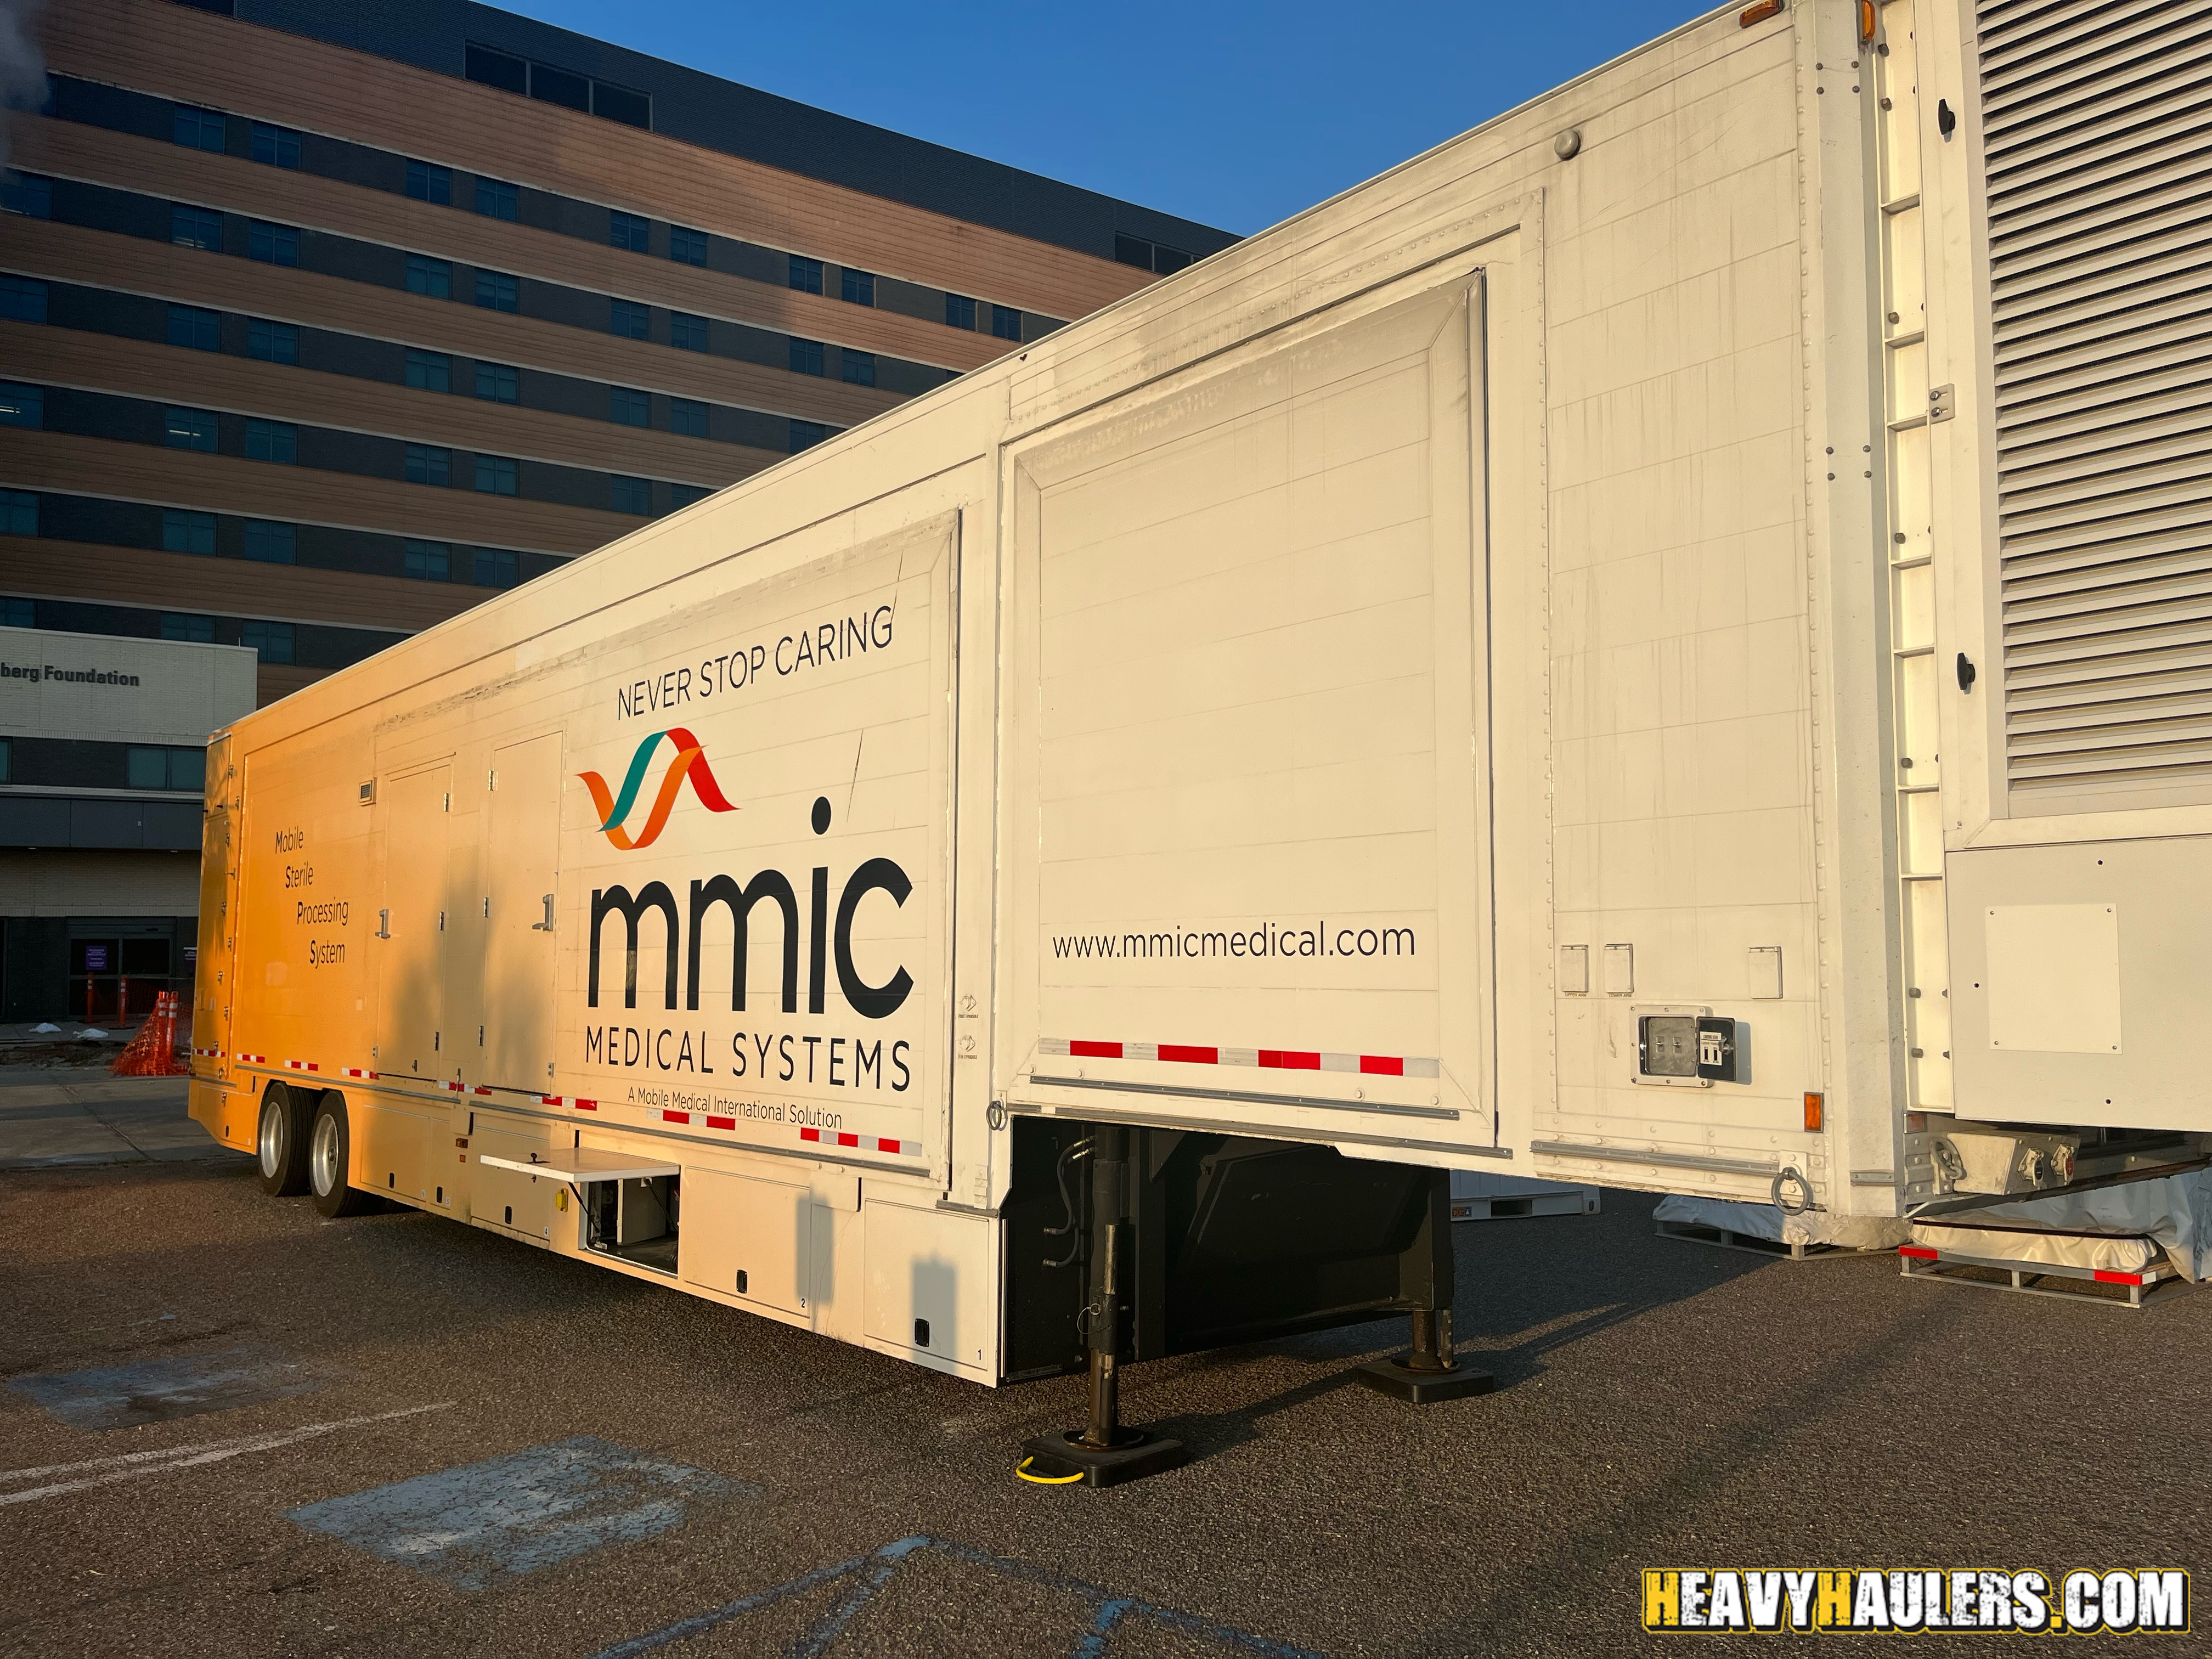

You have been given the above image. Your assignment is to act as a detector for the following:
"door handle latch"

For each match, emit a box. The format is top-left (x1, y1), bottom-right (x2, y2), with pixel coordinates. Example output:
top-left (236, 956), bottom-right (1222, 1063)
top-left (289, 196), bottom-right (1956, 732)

top-left (531, 893), bottom-right (555, 931)
top-left (375, 908), bottom-right (391, 939)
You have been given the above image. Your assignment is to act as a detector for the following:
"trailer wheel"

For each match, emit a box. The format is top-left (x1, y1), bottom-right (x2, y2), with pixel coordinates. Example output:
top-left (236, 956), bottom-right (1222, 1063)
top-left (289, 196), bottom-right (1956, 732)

top-left (308, 1091), bottom-right (373, 1218)
top-left (255, 1083), bottom-right (312, 1197)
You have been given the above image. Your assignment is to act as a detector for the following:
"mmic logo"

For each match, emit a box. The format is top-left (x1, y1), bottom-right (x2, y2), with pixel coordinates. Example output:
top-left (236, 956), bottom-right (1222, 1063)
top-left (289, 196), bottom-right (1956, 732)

top-left (580, 727), bottom-right (738, 850)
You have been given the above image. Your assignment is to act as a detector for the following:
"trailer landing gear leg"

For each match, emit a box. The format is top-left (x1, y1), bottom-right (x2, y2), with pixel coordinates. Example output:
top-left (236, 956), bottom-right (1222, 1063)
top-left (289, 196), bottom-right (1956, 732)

top-left (1019, 1130), bottom-right (1187, 1488)
top-left (1355, 1308), bottom-right (1494, 1403)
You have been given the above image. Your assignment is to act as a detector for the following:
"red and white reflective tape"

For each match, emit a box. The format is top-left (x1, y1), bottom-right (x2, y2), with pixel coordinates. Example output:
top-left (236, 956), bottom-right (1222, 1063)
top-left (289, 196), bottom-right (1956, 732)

top-left (541, 1094), bottom-right (599, 1112)
top-left (283, 1059), bottom-right (320, 1073)
top-left (338, 1067), bottom-right (378, 1080)
top-left (663, 1109), bottom-right (690, 1125)
top-left (444, 1080), bottom-right (465, 1093)
top-left (1037, 1037), bottom-right (1439, 1079)
top-left (800, 1126), bottom-right (907, 1155)
top-left (235, 1051), bottom-right (267, 1064)
top-left (469, 1085), bottom-right (493, 1096)
top-left (194, 1046), bottom-right (222, 1058)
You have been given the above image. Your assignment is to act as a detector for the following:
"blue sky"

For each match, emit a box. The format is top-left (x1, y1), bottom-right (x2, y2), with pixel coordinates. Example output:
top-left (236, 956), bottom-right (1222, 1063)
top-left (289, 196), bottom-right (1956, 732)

top-left (503, 1), bottom-right (1712, 236)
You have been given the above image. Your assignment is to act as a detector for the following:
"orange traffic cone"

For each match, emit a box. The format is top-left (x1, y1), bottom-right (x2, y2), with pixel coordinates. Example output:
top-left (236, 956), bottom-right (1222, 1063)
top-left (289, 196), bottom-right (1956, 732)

top-left (111, 991), bottom-right (188, 1076)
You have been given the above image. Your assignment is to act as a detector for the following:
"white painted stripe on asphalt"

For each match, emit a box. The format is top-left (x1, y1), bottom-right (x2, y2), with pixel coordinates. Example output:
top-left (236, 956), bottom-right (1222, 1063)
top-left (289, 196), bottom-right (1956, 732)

top-left (0, 1401), bottom-right (455, 1506)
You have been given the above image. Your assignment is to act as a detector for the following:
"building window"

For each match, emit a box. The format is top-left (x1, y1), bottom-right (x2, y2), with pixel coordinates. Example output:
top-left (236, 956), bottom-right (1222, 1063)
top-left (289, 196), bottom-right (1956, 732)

top-left (171, 205), bottom-right (222, 250)
top-left (840, 348), bottom-right (876, 387)
top-left (1, 274), bottom-right (47, 322)
top-left (248, 221), bottom-right (300, 267)
top-left (610, 297), bottom-right (648, 339)
top-left (131, 747), bottom-right (192, 791)
top-left (2, 489), bottom-right (37, 536)
top-left (669, 397), bottom-right (707, 438)
top-left (788, 255), bottom-right (823, 296)
top-left (1, 172), bottom-right (52, 219)
top-left (611, 387), bottom-right (649, 427)
top-left (945, 294), bottom-right (975, 330)
top-left (789, 419), bottom-right (826, 452)
top-left (241, 620), bottom-right (294, 664)
top-left (243, 518), bottom-right (297, 563)
top-left (670, 225), bottom-right (707, 266)
top-left (167, 303), bottom-right (220, 351)
top-left (475, 454), bottom-right (518, 495)
top-left (247, 318), bottom-right (298, 364)
top-left (464, 43), bottom-right (528, 94)
top-left (164, 406), bottom-right (215, 450)
top-left (472, 548), bottom-right (520, 588)
top-left (610, 475), bottom-right (650, 515)
top-left (1114, 233), bottom-right (1194, 275)
top-left (171, 106), bottom-right (227, 152)
top-left (475, 177), bottom-right (518, 221)
top-left (840, 268), bottom-right (874, 307)
top-left (592, 83), bottom-right (650, 129)
top-left (250, 121), bottom-right (301, 169)
top-left (2, 599), bottom-right (34, 629)
top-left (789, 337), bottom-right (823, 377)
top-left (669, 483), bottom-right (710, 510)
top-left (405, 160), bottom-right (452, 205)
top-left (405, 348), bottom-right (450, 392)
top-left (991, 304), bottom-right (1022, 341)
top-left (245, 418), bottom-right (297, 464)
top-left (475, 362), bottom-right (518, 403)
top-left (610, 211), bottom-right (650, 252)
top-left (407, 255), bottom-right (452, 299)
top-left (476, 270), bottom-right (519, 312)
top-left (161, 508), bottom-right (215, 553)
top-left (161, 613), bottom-right (215, 643)
top-left (531, 62), bottom-right (589, 111)
top-left (1, 383), bottom-right (43, 428)
top-left (405, 443), bottom-right (450, 486)
top-left (670, 312), bottom-right (708, 352)
top-left (404, 538), bottom-right (449, 580)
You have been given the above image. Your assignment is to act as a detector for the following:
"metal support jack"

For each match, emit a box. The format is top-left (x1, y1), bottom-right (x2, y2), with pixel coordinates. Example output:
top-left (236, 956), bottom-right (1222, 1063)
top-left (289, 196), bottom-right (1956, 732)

top-left (1019, 1126), bottom-right (1188, 1487)
top-left (1355, 1173), bottom-right (1494, 1403)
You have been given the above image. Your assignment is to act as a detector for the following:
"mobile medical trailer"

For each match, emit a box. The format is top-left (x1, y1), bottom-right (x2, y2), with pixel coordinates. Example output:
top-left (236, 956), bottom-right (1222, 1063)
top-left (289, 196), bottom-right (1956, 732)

top-left (194, 0), bottom-right (2212, 1470)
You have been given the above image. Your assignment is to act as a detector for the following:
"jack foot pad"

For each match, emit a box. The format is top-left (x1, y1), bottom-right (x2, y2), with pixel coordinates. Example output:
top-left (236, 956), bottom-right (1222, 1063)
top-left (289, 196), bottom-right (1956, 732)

top-left (1018, 1429), bottom-right (1189, 1488)
top-left (1353, 1356), bottom-right (1496, 1404)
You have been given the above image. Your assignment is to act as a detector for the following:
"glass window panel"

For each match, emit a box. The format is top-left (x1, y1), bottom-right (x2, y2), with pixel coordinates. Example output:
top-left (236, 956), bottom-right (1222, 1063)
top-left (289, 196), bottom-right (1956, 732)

top-left (0, 274), bottom-right (47, 323)
top-left (405, 348), bottom-right (450, 392)
top-left (161, 509), bottom-right (215, 554)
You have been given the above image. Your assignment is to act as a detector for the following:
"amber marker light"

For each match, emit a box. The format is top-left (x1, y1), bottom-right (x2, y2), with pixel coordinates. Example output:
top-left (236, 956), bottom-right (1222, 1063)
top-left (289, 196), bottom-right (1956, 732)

top-left (1804, 1092), bottom-right (1825, 1132)
top-left (1740, 0), bottom-right (1784, 24)
top-left (1859, 0), bottom-right (1878, 40)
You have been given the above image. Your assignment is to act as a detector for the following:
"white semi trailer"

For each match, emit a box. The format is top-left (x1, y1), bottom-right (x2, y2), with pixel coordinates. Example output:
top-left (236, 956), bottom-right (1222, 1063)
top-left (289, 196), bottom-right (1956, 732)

top-left (193, 0), bottom-right (2210, 1476)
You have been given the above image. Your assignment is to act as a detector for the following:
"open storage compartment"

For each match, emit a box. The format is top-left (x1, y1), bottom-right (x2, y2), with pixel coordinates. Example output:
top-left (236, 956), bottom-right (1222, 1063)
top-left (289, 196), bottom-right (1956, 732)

top-left (478, 1146), bottom-right (683, 1274)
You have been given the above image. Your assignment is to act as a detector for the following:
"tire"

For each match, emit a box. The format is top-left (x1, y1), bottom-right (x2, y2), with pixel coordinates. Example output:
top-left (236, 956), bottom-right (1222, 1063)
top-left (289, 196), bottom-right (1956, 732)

top-left (255, 1083), bottom-right (312, 1197)
top-left (308, 1091), bottom-right (374, 1218)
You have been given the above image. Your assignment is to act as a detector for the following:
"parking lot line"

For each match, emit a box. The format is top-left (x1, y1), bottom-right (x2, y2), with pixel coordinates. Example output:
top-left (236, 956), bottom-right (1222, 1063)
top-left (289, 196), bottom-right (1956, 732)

top-left (0, 1402), bottom-right (455, 1507)
top-left (590, 1534), bottom-right (1328, 1659)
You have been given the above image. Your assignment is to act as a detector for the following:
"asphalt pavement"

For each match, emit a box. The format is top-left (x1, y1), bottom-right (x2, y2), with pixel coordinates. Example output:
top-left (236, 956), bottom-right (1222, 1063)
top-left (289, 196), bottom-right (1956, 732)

top-left (3, 1118), bottom-right (2209, 1657)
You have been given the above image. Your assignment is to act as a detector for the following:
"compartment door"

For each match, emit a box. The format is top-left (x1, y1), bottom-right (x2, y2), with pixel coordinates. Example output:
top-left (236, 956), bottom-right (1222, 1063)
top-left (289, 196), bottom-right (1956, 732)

top-left (484, 735), bottom-right (563, 1089)
top-left (374, 764), bottom-right (451, 1078)
top-left (680, 1168), bottom-right (811, 1317)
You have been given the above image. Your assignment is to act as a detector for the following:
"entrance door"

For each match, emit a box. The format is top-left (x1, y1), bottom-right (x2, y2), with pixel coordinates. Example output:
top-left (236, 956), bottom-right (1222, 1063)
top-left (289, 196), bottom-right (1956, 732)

top-left (484, 735), bottom-right (563, 1089)
top-left (375, 765), bottom-right (452, 1079)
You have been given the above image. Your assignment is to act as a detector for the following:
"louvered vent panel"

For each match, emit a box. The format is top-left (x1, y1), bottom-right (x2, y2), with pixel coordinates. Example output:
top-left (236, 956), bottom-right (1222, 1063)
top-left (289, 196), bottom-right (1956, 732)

top-left (1978, 0), bottom-right (2212, 802)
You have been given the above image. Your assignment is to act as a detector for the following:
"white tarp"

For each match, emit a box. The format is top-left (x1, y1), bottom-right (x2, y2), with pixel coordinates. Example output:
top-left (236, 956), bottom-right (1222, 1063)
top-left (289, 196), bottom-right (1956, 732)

top-left (1929, 1168), bottom-right (2212, 1281)
top-left (1652, 1194), bottom-right (1908, 1252)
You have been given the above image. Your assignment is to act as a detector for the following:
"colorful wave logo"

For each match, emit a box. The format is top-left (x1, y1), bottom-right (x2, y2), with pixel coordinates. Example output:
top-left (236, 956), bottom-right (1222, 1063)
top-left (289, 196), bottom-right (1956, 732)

top-left (579, 727), bottom-right (738, 850)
